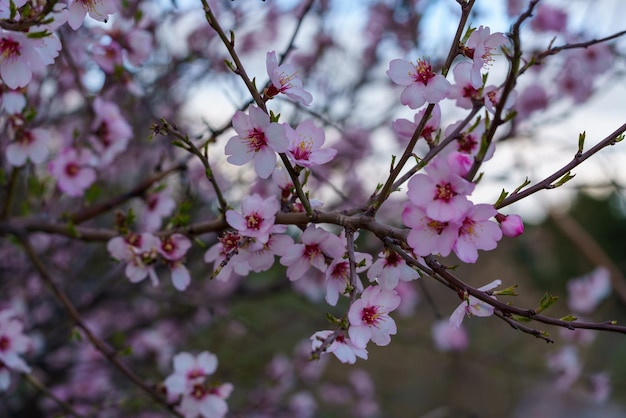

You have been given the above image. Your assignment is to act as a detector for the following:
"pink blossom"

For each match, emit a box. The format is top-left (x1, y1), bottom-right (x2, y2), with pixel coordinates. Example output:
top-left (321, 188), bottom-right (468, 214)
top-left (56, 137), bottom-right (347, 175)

top-left (68, 0), bottom-right (117, 30)
top-left (277, 225), bottom-right (345, 281)
top-left (0, 310), bottom-right (31, 375)
top-left (571, 43), bottom-right (613, 76)
top-left (567, 267), bottom-right (611, 314)
top-left (265, 50), bottom-right (312, 106)
top-left (407, 158), bottom-right (474, 222)
top-left (448, 62), bottom-right (483, 109)
top-left (48, 147), bottom-right (97, 197)
top-left (495, 213), bottom-right (524, 237)
top-left (367, 249), bottom-right (419, 290)
top-left (0, 31), bottom-right (47, 89)
top-left (90, 98), bottom-right (133, 165)
top-left (453, 204), bottom-right (502, 263)
top-left (165, 351), bottom-right (218, 394)
top-left (226, 194), bottom-right (279, 244)
top-left (225, 106), bottom-right (289, 179)
top-left (392, 104), bottom-right (441, 144)
top-left (557, 61), bottom-right (593, 103)
top-left (107, 233), bottom-right (160, 286)
top-left (6, 128), bottom-right (50, 167)
top-left (547, 346), bottom-right (581, 390)
top-left (483, 85), bottom-right (517, 114)
top-left (310, 330), bottom-right (368, 364)
top-left (285, 120), bottom-right (336, 167)
top-left (324, 252), bottom-right (371, 306)
top-left (159, 234), bottom-right (192, 261)
top-left (394, 281), bottom-right (420, 317)
top-left (92, 41), bottom-right (123, 73)
top-left (443, 119), bottom-right (488, 160)
top-left (1, 90), bottom-right (26, 114)
top-left (139, 190), bottom-right (176, 232)
top-left (449, 279), bottom-right (501, 328)
top-left (589, 372), bottom-right (611, 404)
top-left (387, 58), bottom-right (450, 109)
top-left (126, 29), bottom-right (154, 67)
top-left (431, 320), bottom-right (469, 352)
top-left (164, 351), bottom-right (230, 418)
top-left (402, 202), bottom-right (459, 258)
top-left (204, 232), bottom-right (250, 282)
top-left (246, 233), bottom-right (293, 273)
top-left (0, 0), bottom-right (27, 19)
top-left (348, 286), bottom-right (401, 348)
top-left (516, 84), bottom-right (549, 120)
top-left (530, 4), bottom-right (568, 33)
top-left (463, 26), bottom-right (509, 87)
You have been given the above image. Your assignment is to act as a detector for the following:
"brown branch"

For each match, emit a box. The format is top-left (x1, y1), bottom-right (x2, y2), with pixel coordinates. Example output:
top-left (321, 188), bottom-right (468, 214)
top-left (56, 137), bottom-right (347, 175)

top-left (368, 0), bottom-right (476, 214)
top-left (425, 255), bottom-right (626, 335)
top-left (497, 123), bottom-right (626, 209)
top-left (17, 235), bottom-right (184, 418)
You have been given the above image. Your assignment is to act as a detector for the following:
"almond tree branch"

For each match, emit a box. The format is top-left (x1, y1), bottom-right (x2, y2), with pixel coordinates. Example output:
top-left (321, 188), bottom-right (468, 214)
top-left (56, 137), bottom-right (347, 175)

top-left (496, 122), bottom-right (626, 209)
top-left (368, 0), bottom-right (476, 214)
top-left (201, 0), bottom-right (314, 217)
top-left (16, 234), bottom-right (184, 418)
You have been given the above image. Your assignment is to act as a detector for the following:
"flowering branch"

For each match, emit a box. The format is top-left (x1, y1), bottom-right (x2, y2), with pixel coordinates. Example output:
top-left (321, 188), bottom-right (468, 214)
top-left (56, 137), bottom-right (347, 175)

top-left (16, 234), bottom-right (184, 418)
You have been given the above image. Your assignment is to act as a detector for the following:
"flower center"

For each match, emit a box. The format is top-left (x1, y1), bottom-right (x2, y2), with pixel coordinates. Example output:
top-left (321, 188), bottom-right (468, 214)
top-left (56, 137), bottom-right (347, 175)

top-left (303, 243), bottom-right (321, 261)
top-left (220, 232), bottom-right (241, 253)
top-left (191, 383), bottom-right (207, 400)
top-left (413, 59), bottom-right (435, 85)
top-left (65, 162), bottom-right (80, 177)
top-left (435, 182), bottom-right (455, 202)
top-left (0, 37), bottom-right (20, 59)
top-left (427, 219), bottom-right (448, 235)
top-left (246, 129), bottom-right (267, 153)
top-left (292, 140), bottom-right (313, 161)
top-left (0, 336), bottom-right (9, 351)
top-left (361, 306), bottom-right (381, 326)
top-left (246, 213), bottom-right (262, 230)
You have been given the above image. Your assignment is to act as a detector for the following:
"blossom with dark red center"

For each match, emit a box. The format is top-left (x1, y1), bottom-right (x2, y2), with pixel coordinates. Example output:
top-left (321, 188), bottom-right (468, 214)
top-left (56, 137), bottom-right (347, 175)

top-left (453, 204), bottom-right (502, 263)
top-left (367, 249), bottom-right (420, 290)
top-left (226, 194), bottom-right (279, 244)
top-left (310, 330), bottom-right (368, 364)
top-left (324, 252), bottom-right (371, 306)
top-left (387, 57), bottom-right (451, 109)
top-left (48, 147), bottom-right (97, 197)
top-left (285, 120), bottom-right (336, 168)
top-left (277, 225), bottom-right (345, 281)
top-left (348, 285), bottom-right (400, 348)
top-left (402, 202), bottom-right (460, 258)
top-left (265, 50), bottom-right (312, 106)
top-left (225, 106), bottom-right (288, 179)
top-left (407, 157), bottom-right (474, 222)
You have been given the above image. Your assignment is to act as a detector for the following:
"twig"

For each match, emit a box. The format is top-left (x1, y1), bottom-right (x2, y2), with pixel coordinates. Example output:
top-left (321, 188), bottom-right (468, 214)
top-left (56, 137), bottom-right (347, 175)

top-left (17, 235), bottom-right (184, 418)
top-left (23, 373), bottom-right (85, 418)
top-left (496, 122), bottom-right (626, 208)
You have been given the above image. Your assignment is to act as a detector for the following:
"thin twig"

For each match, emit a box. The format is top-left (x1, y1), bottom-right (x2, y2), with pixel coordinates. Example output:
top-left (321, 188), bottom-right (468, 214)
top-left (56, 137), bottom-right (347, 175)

top-left (17, 235), bottom-right (184, 418)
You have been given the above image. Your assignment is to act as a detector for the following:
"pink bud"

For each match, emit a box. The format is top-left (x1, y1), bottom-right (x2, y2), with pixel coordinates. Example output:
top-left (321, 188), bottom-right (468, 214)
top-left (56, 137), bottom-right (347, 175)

top-left (496, 213), bottom-right (524, 237)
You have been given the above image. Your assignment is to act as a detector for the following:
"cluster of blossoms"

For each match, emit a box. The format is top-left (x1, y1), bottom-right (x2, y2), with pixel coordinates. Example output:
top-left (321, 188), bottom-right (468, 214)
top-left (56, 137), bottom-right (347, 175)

top-left (164, 351), bottom-right (232, 418)
top-left (107, 232), bottom-right (192, 291)
top-left (387, 26), bottom-right (514, 114)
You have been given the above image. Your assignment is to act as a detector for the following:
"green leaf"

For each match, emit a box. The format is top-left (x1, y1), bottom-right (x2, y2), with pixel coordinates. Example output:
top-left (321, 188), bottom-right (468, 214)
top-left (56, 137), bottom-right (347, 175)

top-left (493, 284), bottom-right (518, 296)
top-left (269, 110), bottom-right (280, 123)
top-left (513, 177), bottom-right (531, 193)
top-left (494, 188), bottom-right (509, 206)
top-left (511, 314), bottom-right (532, 323)
top-left (577, 131), bottom-right (586, 154)
top-left (70, 327), bottom-right (83, 342)
top-left (84, 184), bottom-right (102, 205)
top-left (559, 314), bottom-right (578, 322)
top-left (535, 292), bottom-right (558, 314)
top-left (26, 30), bottom-right (51, 39)
top-left (549, 171), bottom-right (575, 188)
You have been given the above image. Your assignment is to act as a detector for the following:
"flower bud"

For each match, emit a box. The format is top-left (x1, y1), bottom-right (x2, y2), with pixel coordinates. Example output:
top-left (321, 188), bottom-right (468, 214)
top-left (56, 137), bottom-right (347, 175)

top-left (496, 213), bottom-right (524, 237)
